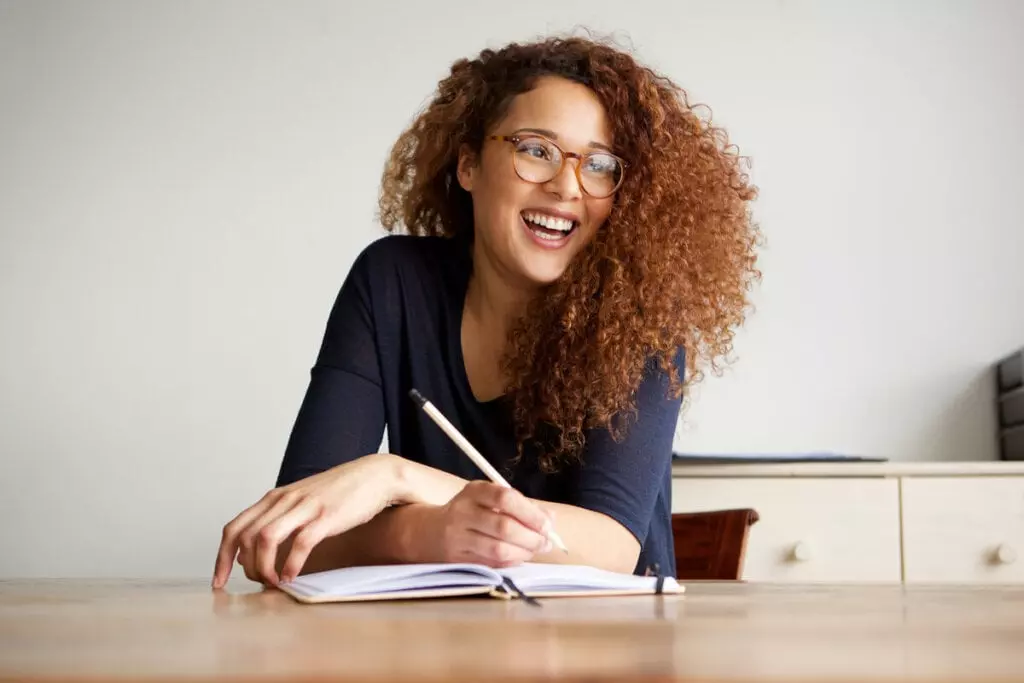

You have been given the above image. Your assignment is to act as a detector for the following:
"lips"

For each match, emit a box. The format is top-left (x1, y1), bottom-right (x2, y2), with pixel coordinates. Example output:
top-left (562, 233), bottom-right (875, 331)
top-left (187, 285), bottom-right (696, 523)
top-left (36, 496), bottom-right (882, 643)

top-left (520, 212), bottom-right (578, 249)
top-left (520, 211), bottom-right (580, 249)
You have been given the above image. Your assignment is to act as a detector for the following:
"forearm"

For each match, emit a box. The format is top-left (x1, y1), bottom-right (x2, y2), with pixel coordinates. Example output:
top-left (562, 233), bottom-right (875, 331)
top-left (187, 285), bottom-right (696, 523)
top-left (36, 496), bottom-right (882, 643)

top-left (529, 502), bottom-right (641, 574)
top-left (279, 503), bottom-right (433, 575)
top-left (284, 503), bottom-right (638, 577)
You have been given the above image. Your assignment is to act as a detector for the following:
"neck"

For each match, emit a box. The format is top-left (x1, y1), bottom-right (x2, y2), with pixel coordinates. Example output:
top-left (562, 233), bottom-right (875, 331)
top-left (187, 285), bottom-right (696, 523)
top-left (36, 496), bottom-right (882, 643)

top-left (465, 242), bottom-right (535, 334)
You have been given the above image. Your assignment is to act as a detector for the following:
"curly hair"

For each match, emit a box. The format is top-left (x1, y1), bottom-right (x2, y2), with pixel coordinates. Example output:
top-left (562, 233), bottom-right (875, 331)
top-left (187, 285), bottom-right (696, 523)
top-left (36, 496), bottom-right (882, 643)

top-left (378, 33), bottom-right (761, 472)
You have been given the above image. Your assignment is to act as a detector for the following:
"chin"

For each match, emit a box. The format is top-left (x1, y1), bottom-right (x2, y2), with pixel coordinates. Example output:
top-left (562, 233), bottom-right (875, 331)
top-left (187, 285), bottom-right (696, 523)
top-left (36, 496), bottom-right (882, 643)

top-left (512, 227), bottom-right (583, 286)
top-left (517, 257), bottom-right (572, 286)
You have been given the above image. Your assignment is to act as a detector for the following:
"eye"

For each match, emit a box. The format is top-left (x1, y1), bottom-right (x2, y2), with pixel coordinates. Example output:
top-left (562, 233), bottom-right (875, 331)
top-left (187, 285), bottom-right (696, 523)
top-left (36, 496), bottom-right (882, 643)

top-left (515, 139), bottom-right (557, 161)
top-left (584, 153), bottom-right (620, 175)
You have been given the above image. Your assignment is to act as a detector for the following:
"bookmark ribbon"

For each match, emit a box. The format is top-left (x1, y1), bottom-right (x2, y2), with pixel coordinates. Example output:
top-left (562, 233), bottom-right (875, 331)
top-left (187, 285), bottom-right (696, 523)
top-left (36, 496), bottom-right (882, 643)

top-left (645, 563), bottom-right (666, 594)
top-left (501, 576), bottom-right (541, 607)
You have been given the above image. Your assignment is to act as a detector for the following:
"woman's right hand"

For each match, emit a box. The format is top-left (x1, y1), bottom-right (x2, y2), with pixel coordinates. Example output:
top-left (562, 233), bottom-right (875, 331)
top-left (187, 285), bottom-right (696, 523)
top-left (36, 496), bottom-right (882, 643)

top-left (420, 480), bottom-right (555, 567)
top-left (212, 453), bottom-right (403, 588)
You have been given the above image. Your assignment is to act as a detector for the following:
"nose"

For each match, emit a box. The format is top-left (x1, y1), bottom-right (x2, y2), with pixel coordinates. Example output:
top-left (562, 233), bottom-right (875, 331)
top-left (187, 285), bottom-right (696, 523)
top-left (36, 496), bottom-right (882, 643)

top-left (544, 157), bottom-right (584, 201)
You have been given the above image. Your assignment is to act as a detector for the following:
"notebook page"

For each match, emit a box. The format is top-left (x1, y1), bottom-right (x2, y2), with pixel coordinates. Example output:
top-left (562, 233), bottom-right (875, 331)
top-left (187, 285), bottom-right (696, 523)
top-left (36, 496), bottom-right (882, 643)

top-left (499, 563), bottom-right (679, 593)
top-left (284, 563), bottom-right (502, 598)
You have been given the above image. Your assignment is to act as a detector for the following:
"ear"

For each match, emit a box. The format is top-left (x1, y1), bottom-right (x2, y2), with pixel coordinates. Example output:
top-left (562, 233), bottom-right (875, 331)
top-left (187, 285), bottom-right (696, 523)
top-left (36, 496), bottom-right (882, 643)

top-left (456, 144), bottom-right (478, 192)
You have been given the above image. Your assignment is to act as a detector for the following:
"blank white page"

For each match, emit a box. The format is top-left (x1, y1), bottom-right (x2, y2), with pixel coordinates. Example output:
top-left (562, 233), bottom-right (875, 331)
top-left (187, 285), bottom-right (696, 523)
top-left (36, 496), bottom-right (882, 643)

top-left (500, 563), bottom-right (679, 593)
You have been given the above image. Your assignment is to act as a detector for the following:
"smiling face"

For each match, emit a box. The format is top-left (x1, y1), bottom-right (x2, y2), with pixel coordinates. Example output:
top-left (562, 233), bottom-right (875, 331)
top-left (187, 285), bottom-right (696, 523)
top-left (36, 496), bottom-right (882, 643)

top-left (456, 75), bottom-right (618, 289)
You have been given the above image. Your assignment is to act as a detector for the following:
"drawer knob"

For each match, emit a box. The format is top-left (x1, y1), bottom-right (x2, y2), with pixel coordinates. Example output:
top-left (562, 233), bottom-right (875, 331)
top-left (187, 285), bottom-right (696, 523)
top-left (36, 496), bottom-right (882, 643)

top-left (994, 544), bottom-right (1017, 565)
top-left (789, 542), bottom-right (812, 562)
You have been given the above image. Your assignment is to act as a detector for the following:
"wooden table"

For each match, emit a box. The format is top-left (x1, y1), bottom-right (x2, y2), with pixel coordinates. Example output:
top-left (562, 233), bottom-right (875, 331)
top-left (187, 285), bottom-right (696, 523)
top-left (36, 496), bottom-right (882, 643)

top-left (1, 579), bottom-right (1023, 682)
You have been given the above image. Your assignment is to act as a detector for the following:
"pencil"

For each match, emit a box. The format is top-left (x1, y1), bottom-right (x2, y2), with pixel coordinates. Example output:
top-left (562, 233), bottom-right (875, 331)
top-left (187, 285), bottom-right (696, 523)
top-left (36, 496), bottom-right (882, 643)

top-left (408, 388), bottom-right (569, 554)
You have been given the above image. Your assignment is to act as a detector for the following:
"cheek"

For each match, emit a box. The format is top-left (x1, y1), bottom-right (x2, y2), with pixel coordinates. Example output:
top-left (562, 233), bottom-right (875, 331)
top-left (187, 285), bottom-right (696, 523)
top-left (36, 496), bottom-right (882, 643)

top-left (584, 200), bottom-right (615, 236)
top-left (475, 167), bottom-right (528, 222)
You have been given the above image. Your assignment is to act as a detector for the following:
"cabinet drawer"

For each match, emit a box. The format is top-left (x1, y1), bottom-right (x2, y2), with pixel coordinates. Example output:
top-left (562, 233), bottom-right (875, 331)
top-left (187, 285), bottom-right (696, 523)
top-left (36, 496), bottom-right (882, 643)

top-left (901, 477), bottom-right (1024, 584)
top-left (671, 477), bottom-right (902, 582)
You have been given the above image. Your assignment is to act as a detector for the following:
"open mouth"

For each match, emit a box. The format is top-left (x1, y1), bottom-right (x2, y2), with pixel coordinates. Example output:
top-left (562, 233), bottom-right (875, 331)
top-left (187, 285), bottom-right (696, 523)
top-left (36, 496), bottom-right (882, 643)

top-left (521, 210), bottom-right (579, 243)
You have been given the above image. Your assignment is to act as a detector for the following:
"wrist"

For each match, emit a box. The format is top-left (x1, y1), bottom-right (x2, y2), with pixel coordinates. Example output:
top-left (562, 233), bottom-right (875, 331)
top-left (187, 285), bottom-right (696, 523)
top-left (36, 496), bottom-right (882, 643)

top-left (377, 453), bottom-right (420, 506)
top-left (380, 453), bottom-right (467, 507)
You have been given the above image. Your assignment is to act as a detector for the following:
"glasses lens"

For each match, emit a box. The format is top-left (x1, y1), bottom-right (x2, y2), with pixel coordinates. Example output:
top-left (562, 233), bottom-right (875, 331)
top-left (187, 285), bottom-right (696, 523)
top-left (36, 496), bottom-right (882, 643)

top-left (579, 153), bottom-right (623, 197)
top-left (513, 137), bottom-right (560, 183)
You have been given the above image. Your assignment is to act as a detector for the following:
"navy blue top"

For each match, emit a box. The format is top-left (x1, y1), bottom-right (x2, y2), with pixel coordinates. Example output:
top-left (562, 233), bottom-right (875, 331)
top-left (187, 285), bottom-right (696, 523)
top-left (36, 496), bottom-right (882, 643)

top-left (276, 234), bottom-right (683, 576)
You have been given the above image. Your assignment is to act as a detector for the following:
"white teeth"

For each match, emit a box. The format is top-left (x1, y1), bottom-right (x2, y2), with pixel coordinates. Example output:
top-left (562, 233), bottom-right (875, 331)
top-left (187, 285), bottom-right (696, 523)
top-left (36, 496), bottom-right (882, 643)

top-left (532, 228), bottom-right (563, 241)
top-left (522, 211), bottom-right (574, 233)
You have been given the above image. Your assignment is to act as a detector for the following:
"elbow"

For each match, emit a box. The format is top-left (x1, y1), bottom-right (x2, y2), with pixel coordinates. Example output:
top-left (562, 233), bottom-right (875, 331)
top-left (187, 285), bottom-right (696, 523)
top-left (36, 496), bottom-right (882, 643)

top-left (562, 547), bottom-right (637, 575)
top-left (586, 520), bottom-right (642, 574)
top-left (538, 505), bottom-right (645, 574)
top-left (609, 540), bottom-right (641, 574)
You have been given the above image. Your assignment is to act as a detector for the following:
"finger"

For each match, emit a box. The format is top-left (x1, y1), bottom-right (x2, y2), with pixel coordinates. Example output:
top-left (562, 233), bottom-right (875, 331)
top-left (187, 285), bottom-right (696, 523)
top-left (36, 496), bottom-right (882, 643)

top-left (279, 514), bottom-right (335, 582)
top-left (214, 515), bottom-right (248, 588)
top-left (237, 543), bottom-right (256, 584)
top-left (278, 477), bottom-right (392, 582)
top-left (213, 493), bottom-right (281, 588)
top-left (212, 535), bottom-right (238, 589)
top-left (236, 492), bottom-right (302, 584)
top-left (466, 482), bottom-right (551, 535)
top-left (254, 501), bottom-right (321, 585)
top-left (466, 506), bottom-right (550, 554)
top-left (465, 530), bottom-right (535, 567)
top-left (242, 559), bottom-right (261, 583)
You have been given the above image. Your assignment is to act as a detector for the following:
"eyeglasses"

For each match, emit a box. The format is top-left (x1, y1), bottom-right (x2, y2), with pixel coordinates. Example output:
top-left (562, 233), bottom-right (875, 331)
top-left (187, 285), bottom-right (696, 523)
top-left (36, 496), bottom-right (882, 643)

top-left (488, 134), bottom-right (626, 198)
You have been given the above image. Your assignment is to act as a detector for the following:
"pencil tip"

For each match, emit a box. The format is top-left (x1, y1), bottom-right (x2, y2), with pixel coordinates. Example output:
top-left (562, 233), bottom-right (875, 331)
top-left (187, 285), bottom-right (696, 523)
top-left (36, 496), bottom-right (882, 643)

top-left (548, 531), bottom-right (569, 554)
top-left (408, 388), bottom-right (426, 407)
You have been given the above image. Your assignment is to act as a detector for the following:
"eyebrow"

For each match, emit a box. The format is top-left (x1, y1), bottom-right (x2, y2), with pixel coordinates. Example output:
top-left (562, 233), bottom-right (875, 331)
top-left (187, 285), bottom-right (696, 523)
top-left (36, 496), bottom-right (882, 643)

top-left (514, 127), bottom-right (614, 153)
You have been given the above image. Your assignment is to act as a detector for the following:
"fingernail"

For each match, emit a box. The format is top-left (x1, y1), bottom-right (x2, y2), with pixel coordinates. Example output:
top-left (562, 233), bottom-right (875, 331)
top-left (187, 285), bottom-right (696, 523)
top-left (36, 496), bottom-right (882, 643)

top-left (542, 519), bottom-right (552, 533)
top-left (543, 539), bottom-right (553, 553)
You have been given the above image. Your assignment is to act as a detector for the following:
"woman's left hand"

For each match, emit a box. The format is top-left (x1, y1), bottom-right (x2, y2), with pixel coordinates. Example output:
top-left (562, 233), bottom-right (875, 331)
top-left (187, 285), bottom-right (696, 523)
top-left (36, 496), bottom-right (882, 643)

top-left (413, 480), bottom-right (554, 567)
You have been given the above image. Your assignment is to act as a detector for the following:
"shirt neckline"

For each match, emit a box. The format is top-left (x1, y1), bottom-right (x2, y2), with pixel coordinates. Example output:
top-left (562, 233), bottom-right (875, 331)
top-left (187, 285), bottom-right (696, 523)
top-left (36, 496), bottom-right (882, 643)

top-left (446, 247), bottom-right (508, 412)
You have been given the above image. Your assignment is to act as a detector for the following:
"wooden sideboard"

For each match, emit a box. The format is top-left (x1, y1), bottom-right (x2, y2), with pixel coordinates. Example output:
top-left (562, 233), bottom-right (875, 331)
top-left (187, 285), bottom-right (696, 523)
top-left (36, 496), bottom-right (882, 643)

top-left (671, 461), bottom-right (1024, 584)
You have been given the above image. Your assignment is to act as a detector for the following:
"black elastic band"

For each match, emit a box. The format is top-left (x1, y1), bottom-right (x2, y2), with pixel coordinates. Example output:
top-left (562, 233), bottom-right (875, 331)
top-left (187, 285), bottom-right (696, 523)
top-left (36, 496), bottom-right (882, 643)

top-left (646, 563), bottom-right (666, 594)
top-left (501, 576), bottom-right (541, 607)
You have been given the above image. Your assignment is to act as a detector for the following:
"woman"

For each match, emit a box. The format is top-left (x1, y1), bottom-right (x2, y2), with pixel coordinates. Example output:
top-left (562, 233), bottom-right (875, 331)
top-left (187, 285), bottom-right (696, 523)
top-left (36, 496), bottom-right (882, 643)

top-left (211, 33), bottom-right (759, 588)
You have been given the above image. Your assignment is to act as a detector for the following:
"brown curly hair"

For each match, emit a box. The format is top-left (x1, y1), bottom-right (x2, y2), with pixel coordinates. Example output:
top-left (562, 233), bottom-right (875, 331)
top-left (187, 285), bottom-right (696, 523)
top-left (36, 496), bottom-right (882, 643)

top-left (378, 33), bottom-right (761, 471)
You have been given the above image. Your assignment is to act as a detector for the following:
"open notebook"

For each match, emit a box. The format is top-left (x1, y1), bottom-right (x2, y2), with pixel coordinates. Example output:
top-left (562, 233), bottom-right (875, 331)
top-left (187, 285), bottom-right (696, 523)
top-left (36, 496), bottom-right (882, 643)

top-left (278, 562), bottom-right (682, 604)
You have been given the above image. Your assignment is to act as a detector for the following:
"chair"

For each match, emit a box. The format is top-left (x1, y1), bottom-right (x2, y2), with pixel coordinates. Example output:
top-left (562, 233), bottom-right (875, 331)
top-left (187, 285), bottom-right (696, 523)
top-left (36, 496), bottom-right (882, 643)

top-left (672, 508), bottom-right (759, 580)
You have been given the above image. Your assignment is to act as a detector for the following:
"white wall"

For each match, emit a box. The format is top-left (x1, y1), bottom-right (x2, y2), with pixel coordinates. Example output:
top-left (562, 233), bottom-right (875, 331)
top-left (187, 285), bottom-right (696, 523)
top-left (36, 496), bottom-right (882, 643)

top-left (1, 0), bottom-right (1022, 578)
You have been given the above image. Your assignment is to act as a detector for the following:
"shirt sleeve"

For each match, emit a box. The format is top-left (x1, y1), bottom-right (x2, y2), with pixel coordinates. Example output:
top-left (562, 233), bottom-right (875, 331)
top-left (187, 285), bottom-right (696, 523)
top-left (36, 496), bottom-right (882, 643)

top-left (275, 247), bottom-right (386, 487)
top-left (570, 347), bottom-right (684, 546)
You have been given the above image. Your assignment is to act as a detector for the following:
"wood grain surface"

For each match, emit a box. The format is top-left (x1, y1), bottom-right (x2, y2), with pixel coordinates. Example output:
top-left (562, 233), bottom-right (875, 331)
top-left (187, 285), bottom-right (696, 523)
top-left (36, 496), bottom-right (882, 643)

top-left (1, 578), bottom-right (1023, 682)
